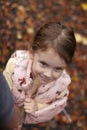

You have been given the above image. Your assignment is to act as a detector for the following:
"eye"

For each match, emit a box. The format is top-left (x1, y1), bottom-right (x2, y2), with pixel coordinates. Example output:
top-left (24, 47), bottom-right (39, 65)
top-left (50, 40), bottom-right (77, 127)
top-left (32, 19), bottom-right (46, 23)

top-left (54, 67), bottom-right (63, 72)
top-left (39, 61), bottom-right (48, 67)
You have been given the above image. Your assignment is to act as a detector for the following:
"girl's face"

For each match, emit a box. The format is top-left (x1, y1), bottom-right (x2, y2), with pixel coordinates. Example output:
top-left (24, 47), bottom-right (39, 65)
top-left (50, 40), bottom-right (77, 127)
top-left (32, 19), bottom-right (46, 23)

top-left (32, 48), bottom-right (66, 85)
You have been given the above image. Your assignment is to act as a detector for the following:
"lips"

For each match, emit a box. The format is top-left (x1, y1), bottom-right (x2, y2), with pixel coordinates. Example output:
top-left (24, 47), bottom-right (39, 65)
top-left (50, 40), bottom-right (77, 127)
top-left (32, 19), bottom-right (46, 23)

top-left (38, 74), bottom-right (51, 84)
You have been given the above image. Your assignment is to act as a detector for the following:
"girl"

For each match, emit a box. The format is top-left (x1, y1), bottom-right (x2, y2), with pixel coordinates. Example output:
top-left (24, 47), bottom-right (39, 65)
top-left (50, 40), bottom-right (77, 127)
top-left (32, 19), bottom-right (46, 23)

top-left (3, 22), bottom-right (76, 130)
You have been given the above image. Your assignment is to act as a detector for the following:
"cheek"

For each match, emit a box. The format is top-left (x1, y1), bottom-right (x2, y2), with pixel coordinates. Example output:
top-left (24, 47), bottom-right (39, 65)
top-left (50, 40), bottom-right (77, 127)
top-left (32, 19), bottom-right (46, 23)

top-left (53, 72), bottom-right (62, 80)
top-left (32, 63), bottom-right (42, 75)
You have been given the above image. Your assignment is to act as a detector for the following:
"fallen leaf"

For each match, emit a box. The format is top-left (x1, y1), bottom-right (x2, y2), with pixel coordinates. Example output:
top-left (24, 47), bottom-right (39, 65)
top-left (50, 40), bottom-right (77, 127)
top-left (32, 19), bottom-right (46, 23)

top-left (81, 3), bottom-right (87, 11)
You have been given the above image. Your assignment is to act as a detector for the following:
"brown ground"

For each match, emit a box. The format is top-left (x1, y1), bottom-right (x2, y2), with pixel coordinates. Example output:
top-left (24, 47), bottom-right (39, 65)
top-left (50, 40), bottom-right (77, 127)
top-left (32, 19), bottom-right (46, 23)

top-left (0, 0), bottom-right (87, 130)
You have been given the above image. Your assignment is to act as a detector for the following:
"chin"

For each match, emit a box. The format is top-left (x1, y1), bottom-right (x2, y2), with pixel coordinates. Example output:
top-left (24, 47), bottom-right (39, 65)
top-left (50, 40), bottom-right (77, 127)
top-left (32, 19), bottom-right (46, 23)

top-left (39, 80), bottom-right (47, 85)
top-left (40, 80), bottom-right (51, 85)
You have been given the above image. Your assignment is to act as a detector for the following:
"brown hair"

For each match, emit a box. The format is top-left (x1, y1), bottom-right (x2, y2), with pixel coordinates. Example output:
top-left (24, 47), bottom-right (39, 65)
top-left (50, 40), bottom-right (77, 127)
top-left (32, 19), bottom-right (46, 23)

top-left (32, 22), bottom-right (76, 64)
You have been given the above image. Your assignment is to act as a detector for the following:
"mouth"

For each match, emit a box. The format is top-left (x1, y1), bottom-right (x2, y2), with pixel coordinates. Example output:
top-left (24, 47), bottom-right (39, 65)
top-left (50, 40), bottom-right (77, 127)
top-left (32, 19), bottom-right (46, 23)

top-left (38, 74), bottom-right (51, 84)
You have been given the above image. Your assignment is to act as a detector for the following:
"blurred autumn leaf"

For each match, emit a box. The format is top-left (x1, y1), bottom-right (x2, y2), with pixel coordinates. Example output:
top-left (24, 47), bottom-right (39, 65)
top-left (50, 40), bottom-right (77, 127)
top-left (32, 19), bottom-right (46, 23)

top-left (0, 0), bottom-right (87, 130)
top-left (75, 33), bottom-right (87, 45)
top-left (81, 3), bottom-right (87, 11)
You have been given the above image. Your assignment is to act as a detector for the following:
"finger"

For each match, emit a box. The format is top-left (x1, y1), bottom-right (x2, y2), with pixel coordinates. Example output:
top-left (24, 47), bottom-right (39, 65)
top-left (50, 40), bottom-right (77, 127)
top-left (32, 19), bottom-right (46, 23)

top-left (24, 102), bottom-right (33, 107)
top-left (18, 124), bottom-right (22, 130)
top-left (24, 108), bottom-right (32, 113)
top-left (24, 104), bottom-right (33, 109)
top-left (25, 98), bottom-right (32, 102)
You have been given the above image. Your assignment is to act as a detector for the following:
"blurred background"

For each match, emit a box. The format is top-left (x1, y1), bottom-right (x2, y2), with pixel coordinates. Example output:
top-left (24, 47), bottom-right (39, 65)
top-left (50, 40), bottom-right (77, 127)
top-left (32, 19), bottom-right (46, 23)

top-left (0, 0), bottom-right (87, 130)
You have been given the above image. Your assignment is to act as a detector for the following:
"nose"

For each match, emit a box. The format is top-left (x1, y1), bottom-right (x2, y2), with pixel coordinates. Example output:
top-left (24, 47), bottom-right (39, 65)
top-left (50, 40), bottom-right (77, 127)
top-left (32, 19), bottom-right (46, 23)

top-left (44, 69), bottom-right (52, 78)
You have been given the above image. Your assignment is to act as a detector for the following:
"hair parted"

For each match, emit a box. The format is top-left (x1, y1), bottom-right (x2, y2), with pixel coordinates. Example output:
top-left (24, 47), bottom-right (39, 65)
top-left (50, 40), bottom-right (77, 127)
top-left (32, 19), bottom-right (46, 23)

top-left (32, 21), bottom-right (76, 64)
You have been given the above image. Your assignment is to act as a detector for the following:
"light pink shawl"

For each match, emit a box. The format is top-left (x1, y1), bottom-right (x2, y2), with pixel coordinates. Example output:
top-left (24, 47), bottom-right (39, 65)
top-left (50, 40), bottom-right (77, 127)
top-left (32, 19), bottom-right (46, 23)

top-left (11, 50), bottom-right (71, 124)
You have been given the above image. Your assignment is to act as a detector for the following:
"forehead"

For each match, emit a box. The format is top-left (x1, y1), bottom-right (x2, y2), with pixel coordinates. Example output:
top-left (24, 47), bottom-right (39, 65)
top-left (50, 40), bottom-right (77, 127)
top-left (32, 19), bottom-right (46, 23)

top-left (34, 48), bottom-right (66, 67)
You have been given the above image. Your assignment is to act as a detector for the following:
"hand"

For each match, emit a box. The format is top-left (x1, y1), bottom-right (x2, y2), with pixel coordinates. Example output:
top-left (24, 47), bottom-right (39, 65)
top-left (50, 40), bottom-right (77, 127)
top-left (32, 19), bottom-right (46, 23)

top-left (13, 124), bottom-right (22, 130)
top-left (24, 98), bottom-right (38, 113)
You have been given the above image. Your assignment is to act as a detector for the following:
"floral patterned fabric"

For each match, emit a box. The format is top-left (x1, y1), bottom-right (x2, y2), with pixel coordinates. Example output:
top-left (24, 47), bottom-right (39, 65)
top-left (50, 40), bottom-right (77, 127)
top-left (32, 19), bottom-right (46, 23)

top-left (3, 50), bottom-right (71, 124)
